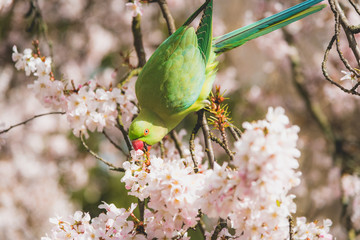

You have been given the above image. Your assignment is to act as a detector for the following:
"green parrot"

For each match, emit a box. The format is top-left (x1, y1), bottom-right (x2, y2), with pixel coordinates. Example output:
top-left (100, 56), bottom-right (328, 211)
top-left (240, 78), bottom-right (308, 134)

top-left (129, 0), bottom-right (325, 151)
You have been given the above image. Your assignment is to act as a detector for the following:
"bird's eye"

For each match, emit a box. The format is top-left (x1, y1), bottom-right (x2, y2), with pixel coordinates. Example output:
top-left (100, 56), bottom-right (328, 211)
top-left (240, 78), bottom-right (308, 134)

top-left (144, 128), bottom-right (149, 136)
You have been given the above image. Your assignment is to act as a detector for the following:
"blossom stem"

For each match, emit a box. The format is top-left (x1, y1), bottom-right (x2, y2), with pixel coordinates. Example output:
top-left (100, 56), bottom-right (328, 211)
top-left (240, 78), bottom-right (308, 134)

top-left (130, 212), bottom-right (141, 223)
top-left (170, 130), bottom-right (184, 158)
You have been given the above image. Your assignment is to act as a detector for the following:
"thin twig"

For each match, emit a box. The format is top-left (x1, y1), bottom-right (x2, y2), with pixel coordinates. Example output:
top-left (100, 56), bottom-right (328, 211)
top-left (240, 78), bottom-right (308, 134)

top-left (229, 122), bottom-right (242, 138)
top-left (209, 132), bottom-right (234, 160)
top-left (288, 215), bottom-right (294, 240)
top-left (103, 130), bottom-right (127, 154)
top-left (138, 199), bottom-right (145, 222)
top-left (117, 122), bottom-right (133, 152)
top-left (321, 0), bottom-right (360, 96)
top-left (198, 110), bottom-right (215, 169)
top-left (160, 139), bottom-right (166, 159)
top-left (349, 0), bottom-right (360, 15)
top-left (322, 35), bottom-right (360, 95)
top-left (116, 107), bottom-right (133, 152)
top-left (118, 67), bottom-right (142, 86)
top-left (331, 0), bottom-right (360, 66)
top-left (228, 125), bottom-right (240, 141)
top-left (0, 111), bottom-right (65, 135)
top-left (220, 127), bottom-right (232, 158)
top-left (211, 218), bottom-right (227, 240)
top-left (80, 134), bottom-right (125, 172)
top-left (28, 0), bottom-right (54, 60)
top-left (131, 9), bottom-right (146, 67)
top-left (170, 130), bottom-right (184, 158)
top-left (329, 0), bottom-right (360, 77)
top-left (156, 0), bottom-right (176, 35)
top-left (190, 117), bottom-right (201, 172)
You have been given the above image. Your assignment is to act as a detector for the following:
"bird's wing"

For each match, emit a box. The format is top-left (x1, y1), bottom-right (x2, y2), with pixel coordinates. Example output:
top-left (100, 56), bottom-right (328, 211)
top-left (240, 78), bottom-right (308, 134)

top-left (135, 26), bottom-right (206, 116)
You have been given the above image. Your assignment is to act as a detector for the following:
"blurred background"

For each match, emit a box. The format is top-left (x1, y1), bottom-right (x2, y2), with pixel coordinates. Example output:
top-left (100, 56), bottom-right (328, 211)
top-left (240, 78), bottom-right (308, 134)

top-left (0, 0), bottom-right (359, 239)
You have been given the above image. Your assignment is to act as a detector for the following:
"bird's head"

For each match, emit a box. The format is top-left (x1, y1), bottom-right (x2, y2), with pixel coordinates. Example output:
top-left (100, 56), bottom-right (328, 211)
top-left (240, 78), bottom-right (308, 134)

top-left (128, 110), bottom-right (168, 151)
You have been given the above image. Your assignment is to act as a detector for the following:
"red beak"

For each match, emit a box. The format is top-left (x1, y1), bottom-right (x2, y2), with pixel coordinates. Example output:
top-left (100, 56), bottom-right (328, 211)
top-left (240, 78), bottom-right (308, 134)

top-left (132, 140), bottom-right (144, 151)
top-left (132, 140), bottom-right (152, 151)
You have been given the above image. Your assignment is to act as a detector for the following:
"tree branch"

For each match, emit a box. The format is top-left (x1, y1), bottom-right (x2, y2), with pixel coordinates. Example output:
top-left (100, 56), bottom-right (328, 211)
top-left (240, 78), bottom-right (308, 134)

top-left (211, 218), bottom-right (227, 240)
top-left (156, 0), bottom-right (176, 35)
top-left (170, 130), bottom-right (184, 158)
top-left (103, 130), bottom-right (127, 155)
top-left (331, 0), bottom-right (360, 66)
top-left (209, 132), bottom-right (234, 160)
top-left (116, 120), bottom-right (133, 152)
top-left (131, 11), bottom-right (146, 67)
top-left (348, 0), bottom-right (360, 15)
top-left (160, 139), bottom-right (166, 159)
top-left (80, 134), bottom-right (125, 172)
top-left (118, 67), bottom-right (142, 86)
top-left (190, 116), bottom-right (201, 171)
top-left (288, 215), bottom-right (294, 240)
top-left (198, 110), bottom-right (215, 169)
top-left (0, 111), bottom-right (65, 135)
top-left (321, 0), bottom-right (360, 96)
top-left (228, 125), bottom-right (240, 141)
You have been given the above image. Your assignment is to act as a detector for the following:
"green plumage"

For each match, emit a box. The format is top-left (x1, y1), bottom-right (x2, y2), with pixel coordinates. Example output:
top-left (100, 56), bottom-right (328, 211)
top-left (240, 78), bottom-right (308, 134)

top-left (129, 0), bottom-right (325, 147)
top-left (136, 27), bottom-right (205, 116)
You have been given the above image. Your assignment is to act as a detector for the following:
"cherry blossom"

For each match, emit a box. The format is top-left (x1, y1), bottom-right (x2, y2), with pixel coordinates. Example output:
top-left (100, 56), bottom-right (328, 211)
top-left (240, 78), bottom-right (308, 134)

top-left (42, 202), bottom-right (146, 240)
top-left (12, 46), bottom-right (138, 137)
top-left (125, 0), bottom-right (142, 17)
top-left (340, 70), bottom-right (358, 86)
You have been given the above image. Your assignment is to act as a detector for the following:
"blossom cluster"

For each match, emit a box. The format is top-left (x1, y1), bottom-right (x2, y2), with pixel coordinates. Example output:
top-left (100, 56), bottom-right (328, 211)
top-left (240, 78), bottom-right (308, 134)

top-left (12, 45), bottom-right (138, 137)
top-left (66, 82), bottom-right (120, 137)
top-left (293, 217), bottom-right (333, 240)
top-left (43, 107), bottom-right (334, 239)
top-left (199, 107), bottom-right (301, 239)
top-left (12, 46), bottom-right (67, 109)
top-left (123, 150), bottom-right (204, 239)
top-left (117, 107), bottom-right (334, 239)
top-left (42, 202), bottom-right (146, 240)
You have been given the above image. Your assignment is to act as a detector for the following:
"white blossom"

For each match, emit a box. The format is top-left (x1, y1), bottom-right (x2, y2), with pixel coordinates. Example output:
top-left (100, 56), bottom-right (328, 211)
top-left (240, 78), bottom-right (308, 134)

top-left (340, 70), bottom-right (358, 86)
top-left (12, 46), bottom-right (37, 76)
top-left (125, 0), bottom-right (142, 17)
top-left (13, 46), bottom-right (138, 137)
top-left (293, 217), bottom-right (333, 240)
top-left (43, 202), bottom-right (146, 240)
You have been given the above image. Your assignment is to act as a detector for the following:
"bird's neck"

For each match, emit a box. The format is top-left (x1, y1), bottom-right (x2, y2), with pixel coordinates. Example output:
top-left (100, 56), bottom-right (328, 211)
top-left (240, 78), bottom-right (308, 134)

top-left (137, 109), bottom-right (170, 144)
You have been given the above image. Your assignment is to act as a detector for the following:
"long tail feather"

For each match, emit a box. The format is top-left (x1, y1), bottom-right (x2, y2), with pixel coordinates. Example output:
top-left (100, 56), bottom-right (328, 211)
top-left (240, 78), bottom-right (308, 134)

top-left (213, 0), bottom-right (325, 54)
